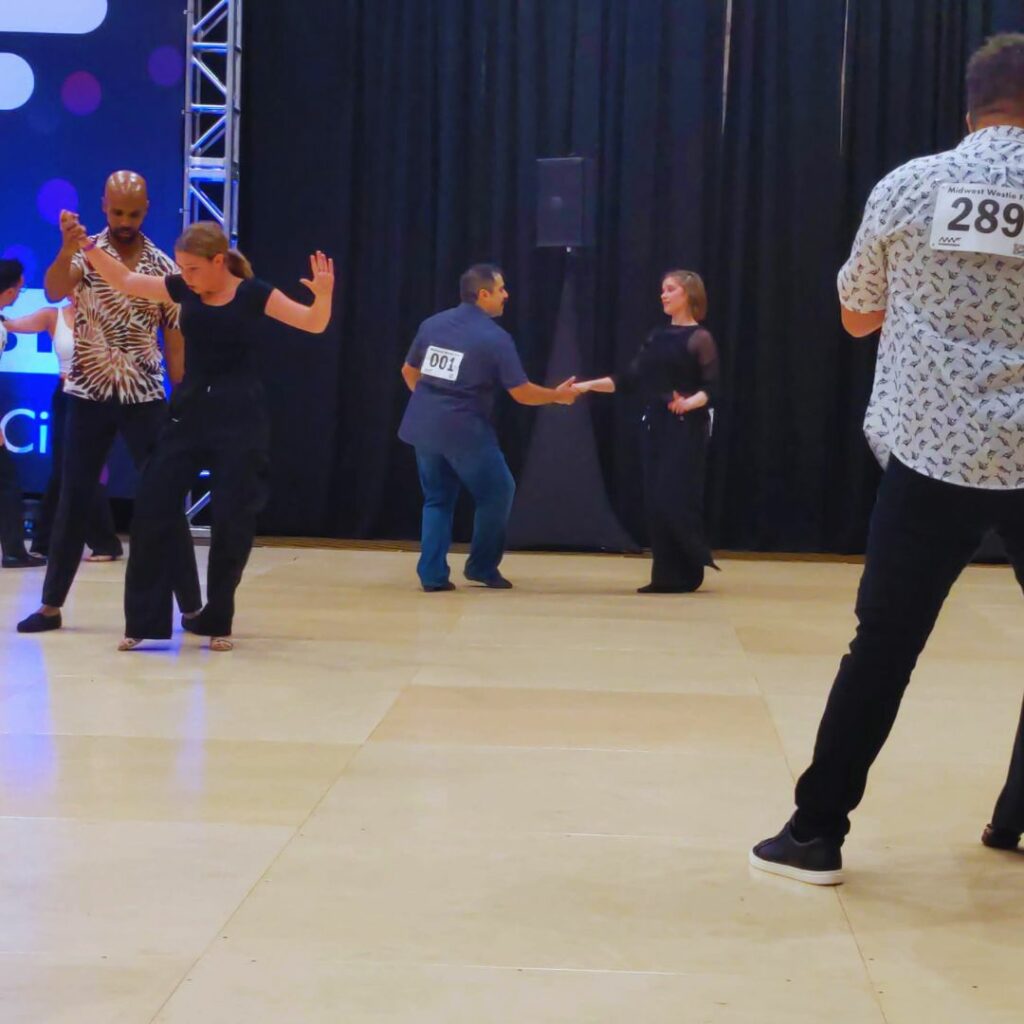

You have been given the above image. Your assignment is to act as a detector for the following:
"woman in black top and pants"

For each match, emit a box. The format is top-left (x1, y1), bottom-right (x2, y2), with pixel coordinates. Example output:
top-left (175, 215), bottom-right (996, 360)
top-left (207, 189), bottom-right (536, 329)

top-left (78, 222), bottom-right (334, 649)
top-left (577, 270), bottom-right (718, 593)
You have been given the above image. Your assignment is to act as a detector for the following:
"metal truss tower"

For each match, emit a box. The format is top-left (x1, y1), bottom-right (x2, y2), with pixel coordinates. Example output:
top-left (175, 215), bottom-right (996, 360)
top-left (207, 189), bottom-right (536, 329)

top-left (183, 0), bottom-right (242, 243)
top-left (182, 0), bottom-right (243, 530)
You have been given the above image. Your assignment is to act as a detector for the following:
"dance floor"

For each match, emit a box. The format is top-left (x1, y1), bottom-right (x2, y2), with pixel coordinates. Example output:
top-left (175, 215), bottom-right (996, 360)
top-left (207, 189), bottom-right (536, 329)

top-left (2, 545), bottom-right (1023, 1023)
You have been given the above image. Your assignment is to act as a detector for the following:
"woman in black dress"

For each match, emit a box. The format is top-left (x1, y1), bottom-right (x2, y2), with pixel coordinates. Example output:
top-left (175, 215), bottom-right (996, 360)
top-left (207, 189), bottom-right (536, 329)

top-left (78, 221), bottom-right (334, 650)
top-left (576, 269), bottom-right (718, 593)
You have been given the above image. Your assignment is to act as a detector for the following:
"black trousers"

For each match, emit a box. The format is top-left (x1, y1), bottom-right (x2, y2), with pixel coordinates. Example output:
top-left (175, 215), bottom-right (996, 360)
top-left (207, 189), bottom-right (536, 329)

top-left (794, 456), bottom-right (1024, 842)
top-left (32, 383), bottom-right (122, 557)
top-left (125, 381), bottom-right (270, 639)
top-left (41, 395), bottom-right (200, 611)
top-left (0, 443), bottom-right (29, 560)
top-left (641, 406), bottom-right (714, 590)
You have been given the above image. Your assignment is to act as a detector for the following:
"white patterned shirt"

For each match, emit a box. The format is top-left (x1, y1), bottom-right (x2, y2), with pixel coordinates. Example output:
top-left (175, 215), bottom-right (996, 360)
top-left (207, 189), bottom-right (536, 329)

top-left (66, 230), bottom-right (180, 404)
top-left (839, 125), bottom-right (1024, 489)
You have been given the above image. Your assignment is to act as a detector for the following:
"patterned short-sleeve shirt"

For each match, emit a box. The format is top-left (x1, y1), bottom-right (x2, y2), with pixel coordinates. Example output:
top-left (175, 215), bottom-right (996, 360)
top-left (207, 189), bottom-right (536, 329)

top-left (838, 125), bottom-right (1024, 489)
top-left (65, 229), bottom-right (180, 404)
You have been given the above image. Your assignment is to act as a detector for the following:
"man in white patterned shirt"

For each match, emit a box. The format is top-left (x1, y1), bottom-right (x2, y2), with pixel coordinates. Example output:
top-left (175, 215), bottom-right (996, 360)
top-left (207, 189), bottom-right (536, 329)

top-left (17, 171), bottom-right (200, 633)
top-left (753, 35), bottom-right (1024, 884)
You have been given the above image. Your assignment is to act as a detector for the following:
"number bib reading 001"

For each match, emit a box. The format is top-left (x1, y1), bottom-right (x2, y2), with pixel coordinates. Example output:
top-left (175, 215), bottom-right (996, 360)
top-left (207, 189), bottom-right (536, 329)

top-left (930, 183), bottom-right (1024, 259)
top-left (421, 345), bottom-right (465, 382)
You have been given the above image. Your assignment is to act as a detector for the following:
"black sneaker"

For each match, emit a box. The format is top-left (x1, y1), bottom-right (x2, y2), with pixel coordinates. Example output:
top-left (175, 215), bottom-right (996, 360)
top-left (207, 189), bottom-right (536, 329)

top-left (750, 820), bottom-right (844, 886)
top-left (637, 582), bottom-right (695, 594)
top-left (464, 572), bottom-right (513, 590)
top-left (17, 610), bottom-right (62, 633)
top-left (981, 824), bottom-right (1021, 851)
top-left (422, 581), bottom-right (456, 593)
top-left (3, 552), bottom-right (46, 569)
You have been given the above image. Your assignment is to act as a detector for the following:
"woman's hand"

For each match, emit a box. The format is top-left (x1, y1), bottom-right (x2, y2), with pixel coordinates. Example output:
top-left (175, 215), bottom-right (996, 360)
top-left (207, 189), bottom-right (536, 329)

top-left (668, 390), bottom-right (709, 416)
top-left (266, 251), bottom-right (335, 333)
top-left (300, 251), bottom-right (335, 300)
top-left (573, 376), bottom-right (615, 395)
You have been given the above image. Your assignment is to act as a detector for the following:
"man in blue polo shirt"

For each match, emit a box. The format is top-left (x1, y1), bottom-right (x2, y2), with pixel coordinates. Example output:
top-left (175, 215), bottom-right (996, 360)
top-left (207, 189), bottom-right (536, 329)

top-left (399, 263), bottom-right (577, 591)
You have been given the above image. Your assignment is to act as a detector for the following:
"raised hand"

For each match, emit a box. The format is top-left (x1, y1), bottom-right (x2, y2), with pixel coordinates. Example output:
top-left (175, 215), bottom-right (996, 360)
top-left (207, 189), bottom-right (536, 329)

top-left (59, 209), bottom-right (88, 252)
top-left (300, 250), bottom-right (335, 300)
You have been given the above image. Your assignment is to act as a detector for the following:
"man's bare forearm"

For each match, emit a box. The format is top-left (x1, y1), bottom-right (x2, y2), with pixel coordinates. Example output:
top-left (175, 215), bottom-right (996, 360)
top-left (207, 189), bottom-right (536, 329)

top-left (44, 248), bottom-right (79, 302)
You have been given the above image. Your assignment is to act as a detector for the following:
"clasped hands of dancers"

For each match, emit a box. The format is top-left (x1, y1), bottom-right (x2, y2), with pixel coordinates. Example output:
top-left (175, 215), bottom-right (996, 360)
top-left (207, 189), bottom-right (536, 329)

top-left (398, 264), bottom-right (717, 594)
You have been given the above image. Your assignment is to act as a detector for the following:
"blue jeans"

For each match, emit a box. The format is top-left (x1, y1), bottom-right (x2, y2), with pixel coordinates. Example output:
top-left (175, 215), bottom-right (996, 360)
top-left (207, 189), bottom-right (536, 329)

top-left (415, 444), bottom-right (516, 587)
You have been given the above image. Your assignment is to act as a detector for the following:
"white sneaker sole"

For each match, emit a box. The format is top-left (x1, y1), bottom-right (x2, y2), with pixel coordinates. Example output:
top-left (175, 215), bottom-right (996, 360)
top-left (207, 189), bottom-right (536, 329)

top-left (749, 849), bottom-right (844, 886)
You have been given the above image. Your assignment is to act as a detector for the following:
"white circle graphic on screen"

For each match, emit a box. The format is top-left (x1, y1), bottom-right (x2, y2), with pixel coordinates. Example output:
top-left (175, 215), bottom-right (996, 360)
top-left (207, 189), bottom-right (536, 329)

top-left (0, 54), bottom-right (35, 110)
top-left (0, 1), bottom-right (108, 34)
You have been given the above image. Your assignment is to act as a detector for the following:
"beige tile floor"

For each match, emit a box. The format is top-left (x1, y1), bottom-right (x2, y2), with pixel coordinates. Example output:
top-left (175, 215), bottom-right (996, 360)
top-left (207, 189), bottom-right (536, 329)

top-left (2, 545), bottom-right (1023, 1023)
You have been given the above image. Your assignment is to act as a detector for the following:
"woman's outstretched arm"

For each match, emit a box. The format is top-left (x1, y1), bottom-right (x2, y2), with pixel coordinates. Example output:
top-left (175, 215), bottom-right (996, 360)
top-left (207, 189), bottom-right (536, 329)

top-left (265, 252), bottom-right (335, 334)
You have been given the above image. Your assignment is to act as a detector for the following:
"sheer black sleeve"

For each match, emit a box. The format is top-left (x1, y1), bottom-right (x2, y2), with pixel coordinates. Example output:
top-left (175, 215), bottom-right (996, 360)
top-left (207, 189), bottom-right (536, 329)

top-left (611, 332), bottom-right (654, 396)
top-left (688, 328), bottom-right (719, 407)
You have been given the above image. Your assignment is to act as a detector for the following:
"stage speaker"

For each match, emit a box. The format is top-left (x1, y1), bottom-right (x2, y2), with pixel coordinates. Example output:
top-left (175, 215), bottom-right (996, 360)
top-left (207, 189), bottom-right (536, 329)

top-left (536, 157), bottom-right (596, 248)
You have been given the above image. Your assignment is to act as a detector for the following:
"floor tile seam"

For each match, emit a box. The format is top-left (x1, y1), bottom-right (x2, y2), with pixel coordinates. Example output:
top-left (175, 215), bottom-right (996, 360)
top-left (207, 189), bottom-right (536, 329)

top-left (0, 813), bottom-right (298, 830)
top-left (143, 734), bottom-right (381, 1024)
top-left (297, 825), bottom-right (775, 849)
top-left (396, 683), bottom-right (766, 702)
top-left (171, 953), bottom-right (883, 984)
top-left (404, 683), bottom-right (762, 697)
top-left (348, 738), bottom-right (785, 759)
top-left (745, 646), bottom-right (891, 1023)
top-left (364, 740), bottom-right (774, 754)
top-left (0, 730), bottom-right (363, 749)
top-left (834, 897), bottom-right (894, 1024)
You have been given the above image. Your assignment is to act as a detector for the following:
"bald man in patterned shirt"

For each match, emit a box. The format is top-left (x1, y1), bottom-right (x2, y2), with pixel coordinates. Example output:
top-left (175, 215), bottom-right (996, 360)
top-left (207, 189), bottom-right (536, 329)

top-left (753, 35), bottom-right (1024, 884)
top-left (17, 171), bottom-right (200, 633)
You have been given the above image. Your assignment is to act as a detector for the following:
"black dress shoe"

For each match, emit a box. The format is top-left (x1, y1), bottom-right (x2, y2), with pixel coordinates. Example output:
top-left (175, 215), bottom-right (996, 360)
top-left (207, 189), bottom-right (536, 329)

top-left (982, 824), bottom-right (1021, 850)
top-left (3, 552), bottom-right (47, 569)
top-left (464, 572), bottom-right (513, 589)
top-left (750, 820), bottom-right (844, 886)
top-left (17, 611), bottom-right (62, 633)
top-left (637, 582), bottom-right (695, 594)
top-left (422, 581), bottom-right (457, 592)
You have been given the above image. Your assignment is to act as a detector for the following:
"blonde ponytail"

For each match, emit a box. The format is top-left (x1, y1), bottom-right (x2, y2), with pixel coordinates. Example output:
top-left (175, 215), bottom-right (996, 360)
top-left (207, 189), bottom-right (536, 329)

top-left (226, 248), bottom-right (254, 279)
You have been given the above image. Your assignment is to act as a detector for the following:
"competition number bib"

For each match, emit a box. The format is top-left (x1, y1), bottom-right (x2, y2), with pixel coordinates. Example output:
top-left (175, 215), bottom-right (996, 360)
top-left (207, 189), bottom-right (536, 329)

top-left (930, 183), bottom-right (1024, 259)
top-left (421, 345), bottom-right (464, 382)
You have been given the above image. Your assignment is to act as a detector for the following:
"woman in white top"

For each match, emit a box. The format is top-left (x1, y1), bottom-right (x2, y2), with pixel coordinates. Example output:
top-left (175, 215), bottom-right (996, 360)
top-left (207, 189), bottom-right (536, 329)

top-left (3, 298), bottom-right (122, 560)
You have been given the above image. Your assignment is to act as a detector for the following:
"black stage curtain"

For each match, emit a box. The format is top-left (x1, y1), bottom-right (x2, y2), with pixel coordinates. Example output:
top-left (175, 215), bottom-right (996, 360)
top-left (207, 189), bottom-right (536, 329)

top-left (242, 0), bottom-right (1022, 550)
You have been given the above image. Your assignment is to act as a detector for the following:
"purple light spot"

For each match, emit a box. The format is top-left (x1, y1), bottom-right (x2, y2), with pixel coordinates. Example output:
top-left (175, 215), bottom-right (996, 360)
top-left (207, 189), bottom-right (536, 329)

top-left (148, 46), bottom-right (184, 88)
top-left (61, 71), bottom-right (102, 116)
top-left (2, 245), bottom-right (39, 286)
top-left (37, 179), bottom-right (79, 226)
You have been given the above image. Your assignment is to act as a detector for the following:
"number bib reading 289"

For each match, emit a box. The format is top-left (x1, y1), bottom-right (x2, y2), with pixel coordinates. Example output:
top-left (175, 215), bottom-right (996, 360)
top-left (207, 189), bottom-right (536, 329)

top-left (421, 345), bottom-right (465, 382)
top-left (930, 183), bottom-right (1024, 259)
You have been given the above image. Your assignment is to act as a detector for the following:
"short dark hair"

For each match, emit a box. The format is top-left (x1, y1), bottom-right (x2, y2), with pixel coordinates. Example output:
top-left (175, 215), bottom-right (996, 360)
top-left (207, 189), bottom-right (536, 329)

top-left (967, 34), bottom-right (1024, 119)
top-left (0, 258), bottom-right (24, 293)
top-left (460, 263), bottom-right (503, 303)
